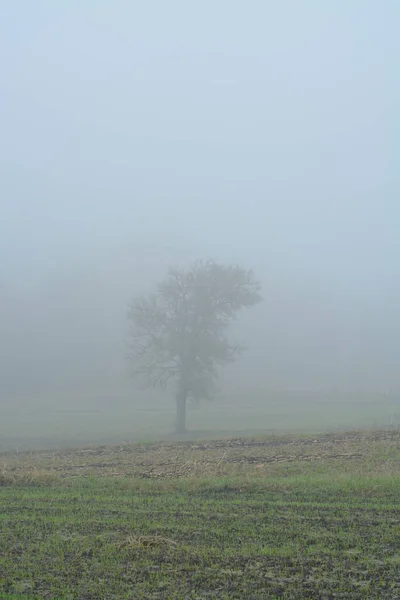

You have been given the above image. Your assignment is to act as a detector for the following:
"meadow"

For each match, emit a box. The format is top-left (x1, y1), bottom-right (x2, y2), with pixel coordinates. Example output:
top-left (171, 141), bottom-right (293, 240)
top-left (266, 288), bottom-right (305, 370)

top-left (1, 428), bottom-right (399, 599)
top-left (0, 389), bottom-right (397, 451)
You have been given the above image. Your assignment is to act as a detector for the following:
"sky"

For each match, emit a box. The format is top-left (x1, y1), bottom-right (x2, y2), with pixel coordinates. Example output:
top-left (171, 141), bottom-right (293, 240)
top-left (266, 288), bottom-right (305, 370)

top-left (0, 1), bottom-right (399, 399)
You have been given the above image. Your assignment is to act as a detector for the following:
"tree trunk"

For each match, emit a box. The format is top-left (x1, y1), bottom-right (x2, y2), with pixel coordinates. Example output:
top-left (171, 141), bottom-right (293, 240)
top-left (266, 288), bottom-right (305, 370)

top-left (175, 388), bottom-right (187, 434)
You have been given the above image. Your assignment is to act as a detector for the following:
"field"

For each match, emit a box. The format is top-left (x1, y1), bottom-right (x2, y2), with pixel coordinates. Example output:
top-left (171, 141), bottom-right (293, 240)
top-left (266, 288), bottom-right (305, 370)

top-left (1, 428), bottom-right (400, 599)
top-left (1, 390), bottom-right (398, 451)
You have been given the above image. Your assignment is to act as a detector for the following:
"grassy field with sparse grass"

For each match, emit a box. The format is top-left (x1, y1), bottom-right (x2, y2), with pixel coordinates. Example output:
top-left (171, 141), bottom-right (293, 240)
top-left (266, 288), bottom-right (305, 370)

top-left (1, 429), bottom-right (400, 598)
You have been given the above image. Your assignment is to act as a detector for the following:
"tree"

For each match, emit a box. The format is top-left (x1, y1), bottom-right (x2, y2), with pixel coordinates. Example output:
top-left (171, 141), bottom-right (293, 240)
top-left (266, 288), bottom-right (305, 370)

top-left (127, 260), bottom-right (262, 433)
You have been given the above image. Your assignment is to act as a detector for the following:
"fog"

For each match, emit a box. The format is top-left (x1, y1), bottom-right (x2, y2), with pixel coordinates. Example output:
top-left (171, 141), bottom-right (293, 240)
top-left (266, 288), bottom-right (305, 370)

top-left (1, 2), bottom-right (399, 442)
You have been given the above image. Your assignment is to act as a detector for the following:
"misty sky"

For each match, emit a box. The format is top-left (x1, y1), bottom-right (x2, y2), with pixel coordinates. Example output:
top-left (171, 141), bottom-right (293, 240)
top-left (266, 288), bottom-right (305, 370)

top-left (1, 1), bottom-right (398, 277)
top-left (1, 2), bottom-right (399, 398)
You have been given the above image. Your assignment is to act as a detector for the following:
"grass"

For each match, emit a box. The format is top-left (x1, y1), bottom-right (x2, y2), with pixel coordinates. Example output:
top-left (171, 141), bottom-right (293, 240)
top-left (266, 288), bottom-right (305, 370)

top-left (0, 429), bottom-right (400, 598)
top-left (1, 392), bottom-right (398, 450)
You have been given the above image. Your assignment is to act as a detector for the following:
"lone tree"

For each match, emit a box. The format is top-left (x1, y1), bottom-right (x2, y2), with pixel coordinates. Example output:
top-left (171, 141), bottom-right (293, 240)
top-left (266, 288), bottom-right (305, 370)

top-left (127, 260), bottom-right (261, 433)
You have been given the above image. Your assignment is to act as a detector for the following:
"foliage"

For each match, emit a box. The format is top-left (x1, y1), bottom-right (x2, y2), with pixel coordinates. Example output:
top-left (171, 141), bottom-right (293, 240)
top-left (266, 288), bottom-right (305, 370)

top-left (127, 260), bottom-right (261, 428)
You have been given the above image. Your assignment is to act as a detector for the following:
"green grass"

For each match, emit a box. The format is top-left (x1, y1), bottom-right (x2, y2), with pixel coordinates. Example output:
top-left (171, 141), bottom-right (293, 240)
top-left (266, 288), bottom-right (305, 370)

top-left (1, 430), bottom-right (400, 598)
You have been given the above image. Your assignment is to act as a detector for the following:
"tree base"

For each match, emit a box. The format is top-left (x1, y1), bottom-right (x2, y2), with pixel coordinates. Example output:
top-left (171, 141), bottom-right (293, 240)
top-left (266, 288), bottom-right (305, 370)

top-left (175, 426), bottom-right (187, 435)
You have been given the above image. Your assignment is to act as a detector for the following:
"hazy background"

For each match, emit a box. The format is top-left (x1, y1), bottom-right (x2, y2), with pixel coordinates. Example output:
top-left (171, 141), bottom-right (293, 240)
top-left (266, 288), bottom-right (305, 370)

top-left (1, 1), bottom-right (399, 447)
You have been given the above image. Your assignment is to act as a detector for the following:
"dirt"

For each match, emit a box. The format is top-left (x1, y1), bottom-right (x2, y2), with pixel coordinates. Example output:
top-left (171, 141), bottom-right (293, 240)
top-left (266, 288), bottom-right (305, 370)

top-left (2, 428), bottom-right (399, 480)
